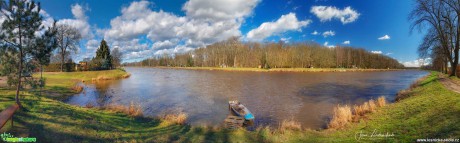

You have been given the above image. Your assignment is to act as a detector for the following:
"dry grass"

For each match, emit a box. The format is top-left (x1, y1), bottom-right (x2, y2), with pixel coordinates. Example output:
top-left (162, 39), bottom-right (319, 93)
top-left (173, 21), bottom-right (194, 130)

top-left (103, 101), bottom-right (143, 117)
top-left (71, 85), bottom-right (83, 92)
top-left (351, 96), bottom-right (387, 122)
top-left (122, 73), bottom-right (131, 78)
top-left (163, 112), bottom-right (187, 125)
top-left (368, 99), bottom-right (376, 112)
top-left (376, 96), bottom-right (386, 107)
top-left (328, 104), bottom-right (352, 129)
top-left (353, 104), bottom-right (365, 116)
top-left (332, 96), bottom-right (388, 127)
top-left (279, 118), bottom-right (302, 133)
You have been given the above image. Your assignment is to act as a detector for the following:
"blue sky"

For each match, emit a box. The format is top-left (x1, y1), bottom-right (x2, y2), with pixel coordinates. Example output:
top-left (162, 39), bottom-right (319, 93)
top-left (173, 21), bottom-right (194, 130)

top-left (37, 0), bottom-right (426, 66)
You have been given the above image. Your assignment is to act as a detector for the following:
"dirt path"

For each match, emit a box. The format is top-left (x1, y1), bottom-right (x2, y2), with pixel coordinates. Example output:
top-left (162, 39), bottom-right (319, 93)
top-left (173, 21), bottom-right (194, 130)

top-left (438, 75), bottom-right (460, 93)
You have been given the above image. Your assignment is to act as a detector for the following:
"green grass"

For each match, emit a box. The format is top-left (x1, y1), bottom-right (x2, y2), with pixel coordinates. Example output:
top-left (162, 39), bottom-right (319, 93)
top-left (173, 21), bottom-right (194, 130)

top-left (157, 66), bottom-right (402, 72)
top-left (0, 71), bottom-right (458, 142)
top-left (34, 69), bottom-right (129, 100)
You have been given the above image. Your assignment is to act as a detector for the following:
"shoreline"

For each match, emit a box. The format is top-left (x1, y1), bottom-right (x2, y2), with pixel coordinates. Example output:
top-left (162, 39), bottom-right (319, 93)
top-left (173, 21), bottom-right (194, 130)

top-left (138, 66), bottom-right (406, 72)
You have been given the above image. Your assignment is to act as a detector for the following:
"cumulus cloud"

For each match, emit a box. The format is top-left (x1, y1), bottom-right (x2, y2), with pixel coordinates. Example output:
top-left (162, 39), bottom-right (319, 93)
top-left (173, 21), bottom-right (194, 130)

top-left (101, 0), bottom-right (260, 61)
top-left (322, 30), bottom-right (335, 37)
top-left (246, 13), bottom-right (311, 41)
top-left (378, 35), bottom-right (390, 40)
top-left (152, 39), bottom-right (179, 50)
top-left (371, 50), bottom-right (382, 54)
top-left (343, 40), bottom-right (350, 44)
top-left (183, 0), bottom-right (260, 22)
top-left (57, 4), bottom-right (93, 39)
top-left (401, 58), bottom-right (431, 67)
top-left (85, 39), bottom-right (100, 50)
top-left (323, 41), bottom-right (335, 48)
top-left (310, 6), bottom-right (360, 24)
top-left (280, 37), bottom-right (291, 43)
top-left (311, 30), bottom-right (319, 35)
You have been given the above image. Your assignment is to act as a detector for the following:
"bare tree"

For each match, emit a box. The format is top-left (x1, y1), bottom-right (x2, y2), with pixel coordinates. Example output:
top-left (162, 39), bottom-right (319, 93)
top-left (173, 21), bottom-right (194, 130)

top-left (410, 0), bottom-right (460, 76)
top-left (55, 24), bottom-right (81, 72)
top-left (111, 47), bottom-right (123, 68)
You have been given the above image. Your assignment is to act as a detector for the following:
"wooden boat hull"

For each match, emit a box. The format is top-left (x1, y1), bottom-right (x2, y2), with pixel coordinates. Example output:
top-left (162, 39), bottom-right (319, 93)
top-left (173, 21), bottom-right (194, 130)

top-left (228, 101), bottom-right (255, 121)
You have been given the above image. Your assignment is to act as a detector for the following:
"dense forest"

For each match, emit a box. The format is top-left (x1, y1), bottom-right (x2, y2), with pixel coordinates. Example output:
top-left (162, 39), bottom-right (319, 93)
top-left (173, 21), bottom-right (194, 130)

top-left (125, 38), bottom-right (404, 69)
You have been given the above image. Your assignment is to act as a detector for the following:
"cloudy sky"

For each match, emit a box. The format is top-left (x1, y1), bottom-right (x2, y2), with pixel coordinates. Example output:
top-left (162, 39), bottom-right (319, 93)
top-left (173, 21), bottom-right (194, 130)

top-left (35, 0), bottom-right (425, 66)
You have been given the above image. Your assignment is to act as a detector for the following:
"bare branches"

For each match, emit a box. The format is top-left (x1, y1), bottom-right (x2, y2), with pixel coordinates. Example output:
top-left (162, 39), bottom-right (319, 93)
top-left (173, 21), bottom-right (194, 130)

top-left (410, 0), bottom-right (460, 76)
top-left (55, 24), bottom-right (81, 72)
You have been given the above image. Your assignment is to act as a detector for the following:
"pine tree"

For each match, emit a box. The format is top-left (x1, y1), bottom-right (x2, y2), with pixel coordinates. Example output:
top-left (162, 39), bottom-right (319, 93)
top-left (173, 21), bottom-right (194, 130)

top-left (95, 39), bottom-right (112, 70)
top-left (0, 0), bottom-right (44, 106)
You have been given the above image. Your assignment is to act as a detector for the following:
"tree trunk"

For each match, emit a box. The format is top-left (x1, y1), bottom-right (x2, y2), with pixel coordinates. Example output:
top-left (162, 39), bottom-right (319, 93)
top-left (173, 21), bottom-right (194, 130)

top-left (445, 59), bottom-right (448, 74)
top-left (40, 65), bottom-right (43, 96)
top-left (16, 49), bottom-right (23, 107)
top-left (60, 51), bottom-right (64, 72)
top-left (450, 48), bottom-right (459, 77)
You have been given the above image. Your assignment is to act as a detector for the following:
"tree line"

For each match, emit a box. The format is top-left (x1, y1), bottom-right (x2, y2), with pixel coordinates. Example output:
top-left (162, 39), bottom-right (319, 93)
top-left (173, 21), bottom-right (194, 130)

top-left (125, 37), bottom-right (404, 69)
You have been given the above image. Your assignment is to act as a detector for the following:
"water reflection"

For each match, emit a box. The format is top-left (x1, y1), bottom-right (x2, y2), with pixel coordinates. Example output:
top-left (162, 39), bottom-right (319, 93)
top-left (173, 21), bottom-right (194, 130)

top-left (65, 67), bottom-right (428, 129)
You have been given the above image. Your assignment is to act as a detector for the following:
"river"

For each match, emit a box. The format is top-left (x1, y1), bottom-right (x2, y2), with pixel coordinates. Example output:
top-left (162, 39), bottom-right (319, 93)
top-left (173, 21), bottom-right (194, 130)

top-left (65, 67), bottom-right (428, 129)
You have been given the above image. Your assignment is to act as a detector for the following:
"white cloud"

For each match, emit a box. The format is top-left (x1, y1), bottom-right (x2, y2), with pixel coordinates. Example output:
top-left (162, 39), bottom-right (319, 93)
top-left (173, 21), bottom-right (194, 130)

top-left (111, 39), bottom-right (149, 53)
top-left (310, 6), bottom-right (360, 24)
top-left (183, 0), bottom-right (260, 22)
top-left (154, 45), bottom-right (194, 56)
top-left (246, 13), bottom-right (311, 41)
top-left (323, 41), bottom-right (335, 48)
top-left (343, 40), bottom-right (350, 44)
top-left (401, 58), bottom-right (431, 67)
top-left (57, 4), bottom-right (93, 39)
top-left (371, 50), bottom-right (382, 54)
top-left (378, 35), bottom-right (390, 40)
top-left (280, 37), bottom-right (291, 43)
top-left (311, 30), bottom-right (319, 35)
top-left (101, 0), bottom-right (260, 61)
top-left (152, 39), bottom-right (178, 50)
top-left (322, 30), bottom-right (335, 37)
top-left (85, 39), bottom-right (100, 50)
top-left (71, 4), bottom-right (87, 20)
top-left (386, 52), bottom-right (393, 55)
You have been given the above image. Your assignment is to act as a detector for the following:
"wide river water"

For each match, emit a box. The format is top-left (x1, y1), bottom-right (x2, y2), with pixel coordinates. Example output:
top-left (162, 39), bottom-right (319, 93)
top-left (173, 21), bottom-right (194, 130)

top-left (65, 67), bottom-right (428, 129)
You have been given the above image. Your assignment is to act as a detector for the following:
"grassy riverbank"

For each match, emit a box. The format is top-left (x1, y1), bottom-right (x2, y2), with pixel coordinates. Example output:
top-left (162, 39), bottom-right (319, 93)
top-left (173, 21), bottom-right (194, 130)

top-left (155, 66), bottom-right (403, 72)
top-left (0, 71), bottom-right (458, 142)
top-left (36, 69), bottom-right (130, 100)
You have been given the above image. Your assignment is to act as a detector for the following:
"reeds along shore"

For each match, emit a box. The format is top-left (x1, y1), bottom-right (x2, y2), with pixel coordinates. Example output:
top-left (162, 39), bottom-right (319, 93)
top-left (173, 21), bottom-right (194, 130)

top-left (328, 96), bottom-right (387, 129)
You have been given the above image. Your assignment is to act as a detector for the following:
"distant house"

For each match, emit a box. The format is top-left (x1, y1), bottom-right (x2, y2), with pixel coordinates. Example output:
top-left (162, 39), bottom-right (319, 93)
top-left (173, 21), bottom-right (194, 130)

top-left (76, 61), bottom-right (88, 71)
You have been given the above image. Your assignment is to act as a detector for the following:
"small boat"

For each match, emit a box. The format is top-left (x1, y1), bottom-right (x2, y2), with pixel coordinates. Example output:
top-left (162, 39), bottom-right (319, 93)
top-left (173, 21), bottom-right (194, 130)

top-left (228, 100), bottom-right (255, 121)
